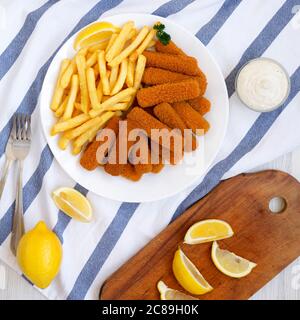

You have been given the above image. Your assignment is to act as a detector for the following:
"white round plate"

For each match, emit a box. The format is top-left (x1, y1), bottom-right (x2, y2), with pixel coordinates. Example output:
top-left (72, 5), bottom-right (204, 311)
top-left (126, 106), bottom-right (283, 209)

top-left (40, 13), bottom-right (229, 203)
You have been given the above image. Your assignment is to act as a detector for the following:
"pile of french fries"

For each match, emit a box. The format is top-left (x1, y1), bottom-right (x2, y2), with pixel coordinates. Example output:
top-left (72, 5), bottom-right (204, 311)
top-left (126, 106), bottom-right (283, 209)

top-left (50, 21), bottom-right (155, 155)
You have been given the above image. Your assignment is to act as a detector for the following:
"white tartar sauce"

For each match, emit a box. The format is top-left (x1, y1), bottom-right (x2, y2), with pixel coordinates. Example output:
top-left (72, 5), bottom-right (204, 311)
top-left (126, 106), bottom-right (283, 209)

top-left (236, 58), bottom-right (290, 112)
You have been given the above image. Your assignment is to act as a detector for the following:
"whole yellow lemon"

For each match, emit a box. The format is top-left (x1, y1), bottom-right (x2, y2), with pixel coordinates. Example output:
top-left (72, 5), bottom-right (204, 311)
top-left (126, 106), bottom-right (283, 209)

top-left (17, 221), bottom-right (62, 289)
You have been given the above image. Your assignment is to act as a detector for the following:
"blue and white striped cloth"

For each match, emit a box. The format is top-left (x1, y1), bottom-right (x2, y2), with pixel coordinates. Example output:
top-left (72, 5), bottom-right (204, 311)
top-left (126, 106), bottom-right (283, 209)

top-left (0, 0), bottom-right (299, 300)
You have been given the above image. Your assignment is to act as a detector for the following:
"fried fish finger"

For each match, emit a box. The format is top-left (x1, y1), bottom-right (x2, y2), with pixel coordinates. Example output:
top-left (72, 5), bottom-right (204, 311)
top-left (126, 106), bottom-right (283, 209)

top-left (173, 101), bottom-right (210, 135)
top-left (188, 96), bottom-right (211, 115)
top-left (80, 116), bottom-right (120, 170)
top-left (143, 51), bottom-right (201, 76)
top-left (127, 107), bottom-right (183, 154)
top-left (121, 163), bottom-right (143, 181)
top-left (142, 67), bottom-right (207, 95)
top-left (137, 79), bottom-right (200, 108)
top-left (155, 40), bottom-right (185, 55)
top-left (153, 102), bottom-right (197, 151)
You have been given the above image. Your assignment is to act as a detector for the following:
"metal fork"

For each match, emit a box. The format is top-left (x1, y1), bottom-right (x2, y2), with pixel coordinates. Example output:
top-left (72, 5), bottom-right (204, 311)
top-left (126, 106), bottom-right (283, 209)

top-left (10, 114), bottom-right (31, 256)
top-left (0, 122), bottom-right (15, 200)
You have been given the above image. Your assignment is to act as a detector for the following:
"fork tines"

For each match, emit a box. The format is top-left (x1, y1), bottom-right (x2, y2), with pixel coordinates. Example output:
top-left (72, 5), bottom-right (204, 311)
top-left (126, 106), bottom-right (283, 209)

top-left (12, 114), bottom-right (31, 142)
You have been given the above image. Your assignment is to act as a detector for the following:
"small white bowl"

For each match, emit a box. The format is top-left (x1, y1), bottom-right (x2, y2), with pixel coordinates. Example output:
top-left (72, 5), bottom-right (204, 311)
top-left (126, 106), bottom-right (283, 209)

top-left (235, 57), bottom-right (291, 112)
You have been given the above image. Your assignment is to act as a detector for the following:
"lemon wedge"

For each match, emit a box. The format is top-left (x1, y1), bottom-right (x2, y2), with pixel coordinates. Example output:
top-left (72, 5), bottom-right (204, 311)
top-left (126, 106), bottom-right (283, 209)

top-left (184, 219), bottom-right (234, 244)
top-left (52, 187), bottom-right (92, 222)
top-left (211, 241), bottom-right (256, 278)
top-left (172, 248), bottom-right (213, 295)
top-left (157, 281), bottom-right (199, 300)
top-left (74, 22), bottom-right (120, 50)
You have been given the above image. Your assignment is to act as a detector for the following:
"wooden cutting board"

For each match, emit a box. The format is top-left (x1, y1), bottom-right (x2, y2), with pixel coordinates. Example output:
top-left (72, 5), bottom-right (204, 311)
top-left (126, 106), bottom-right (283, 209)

top-left (100, 170), bottom-right (300, 300)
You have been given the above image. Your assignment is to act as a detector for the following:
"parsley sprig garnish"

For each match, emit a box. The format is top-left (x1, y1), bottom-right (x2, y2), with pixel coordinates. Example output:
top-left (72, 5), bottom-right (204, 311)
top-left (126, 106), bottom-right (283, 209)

top-left (153, 23), bottom-right (171, 45)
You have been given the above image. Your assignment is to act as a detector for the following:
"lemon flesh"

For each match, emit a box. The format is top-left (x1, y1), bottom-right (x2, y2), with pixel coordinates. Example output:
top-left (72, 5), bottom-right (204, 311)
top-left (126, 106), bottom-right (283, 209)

top-left (184, 219), bottom-right (234, 244)
top-left (17, 221), bottom-right (62, 289)
top-left (74, 22), bottom-right (120, 50)
top-left (157, 281), bottom-right (199, 300)
top-left (172, 248), bottom-right (213, 295)
top-left (52, 187), bottom-right (93, 223)
top-left (211, 241), bottom-right (256, 278)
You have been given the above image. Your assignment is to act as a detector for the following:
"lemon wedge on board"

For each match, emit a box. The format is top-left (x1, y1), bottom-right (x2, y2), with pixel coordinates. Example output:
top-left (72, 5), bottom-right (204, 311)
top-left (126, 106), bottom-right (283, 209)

top-left (211, 241), bottom-right (256, 278)
top-left (184, 219), bottom-right (234, 244)
top-left (74, 22), bottom-right (120, 50)
top-left (157, 280), bottom-right (199, 300)
top-left (52, 187), bottom-right (92, 222)
top-left (172, 248), bottom-right (213, 295)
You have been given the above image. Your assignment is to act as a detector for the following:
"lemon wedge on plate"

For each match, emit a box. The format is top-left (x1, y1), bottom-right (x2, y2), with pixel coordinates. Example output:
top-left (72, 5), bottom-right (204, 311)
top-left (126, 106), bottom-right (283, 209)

top-left (211, 241), bottom-right (256, 278)
top-left (184, 219), bottom-right (234, 244)
top-left (74, 22), bottom-right (120, 50)
top-left (52, 187), bottom-right (92, 222)
top-left (172, 248), bottom-right (213, 295)
top-left (157, 280), bottom-right (199, 300)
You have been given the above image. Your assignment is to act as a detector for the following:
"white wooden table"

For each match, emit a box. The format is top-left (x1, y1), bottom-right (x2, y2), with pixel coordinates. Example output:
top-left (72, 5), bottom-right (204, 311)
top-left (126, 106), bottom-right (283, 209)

top-left (1, 147), bottom-right (300, 300)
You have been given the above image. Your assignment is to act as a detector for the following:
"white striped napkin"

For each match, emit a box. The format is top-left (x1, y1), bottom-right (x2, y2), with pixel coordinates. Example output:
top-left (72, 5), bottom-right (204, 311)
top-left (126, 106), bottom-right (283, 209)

top-left (0, 0), bottom-right (299, 300)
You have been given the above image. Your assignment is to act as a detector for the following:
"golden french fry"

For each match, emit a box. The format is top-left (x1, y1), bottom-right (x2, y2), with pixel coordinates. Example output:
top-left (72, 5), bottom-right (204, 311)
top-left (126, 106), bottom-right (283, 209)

top-left (58, 133), bottom-right (71, 150)
top-left (101, 95), bottom-right (110, 102)
top-left (96, 81), bottom-right (103, 102)
top-left (63, 74), bottom-right (79, 120)
top-left (134, 54), bottom-right (146, 89)
top-left (108, 26), bottom-right (149, 67)
top-left (109, 64), bottom-right (119, 90)
top-left (104, 102), bottom-right (128, 111)
top-left (78, 47), bottom-right (88, 56)
top-left (72, 145), bottom-right (82, 155)
top-left (65, 116), bottom-right (105, 140)
top-left (74, 102), bottom-right (82, 111)
top-left (105, 21), bottom-right (134, 63)
top-left (93, 64), bottom-right (99, 78)
top-left (51, 113), bottom-right (90, 135)
top-left (76, 54), bottom-right (89, 113)
top-left (50, 59), bottom-right (70, 111)
top-left (88, 125), bottom-right (100, 143)
top-left (110, 58), bottom-right (128, 95)
top-left (72, 108), bottom-right (81, 117)
top-left (126, 59), bottom-right (135, 87)
top-left (88, 40), bottom-right (109, 53)
top-left (55, 95), bottom-right (68, 117)
top-left (60, 60), bottom-right (76, 89)
top-left (129, 29), bottom-right (156, 62)
top-left (86, 68), bottom-right (101, 110)
top-left (105, 33), bottom-right (118, 53)
top-left (98, 50), bottom-right (110, 95)
top-left (89, 87), bottom-right (136, 116)
top-left (86, 50), bottom-right (98, 67)
top-left (146, 39), bottom-right (155, 48)
top-left (127, 28), bottom-right (137, 41)
top-left (73, 111), bottom-right (114, 149)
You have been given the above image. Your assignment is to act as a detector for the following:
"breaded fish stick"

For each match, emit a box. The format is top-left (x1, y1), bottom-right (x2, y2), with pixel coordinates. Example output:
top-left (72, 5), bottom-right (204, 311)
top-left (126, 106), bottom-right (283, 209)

top-left (173, 101), bottom-right (210, 135)
top-left (121, 163), bottom-right (143, 181)
top-left (104, 134), bottom-right (125, 176)
top-left (153, 103), bottom-right (197, 152)
top-left (127, 107), bottom-right (183, 154)
top-left (80, 116), bottom-right (120, 170)
top-left (154, 102), bottom-right (186, 132)
top-left (143, 51), bottom-right (201, 76)
top-left (142, 67), bottom-right (207, 95)
top-left (155, 40), bottom-right (185, 55)
top-left (188, 96), bottom-right (211, 115)
top-left (150, 140), bottom-right (183, 165)
top-left (130, 133), bottom-right (152, 175)
top-left (142, 67), bottom-right (191, 84)
top-left (137, 79), bottom-right (200, 108)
